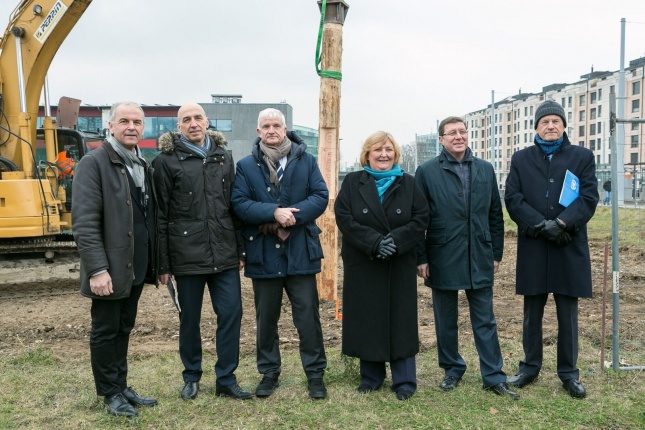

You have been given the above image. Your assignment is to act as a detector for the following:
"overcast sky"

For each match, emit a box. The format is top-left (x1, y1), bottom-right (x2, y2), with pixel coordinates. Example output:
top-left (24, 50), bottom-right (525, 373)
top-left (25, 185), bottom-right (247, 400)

top-left (2, 0), bottom-right (644, 165)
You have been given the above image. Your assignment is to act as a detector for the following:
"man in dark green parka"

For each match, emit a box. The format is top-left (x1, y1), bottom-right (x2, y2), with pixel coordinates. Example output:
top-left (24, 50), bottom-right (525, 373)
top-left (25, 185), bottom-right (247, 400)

top-left (415, 116), bottom-right (518, 400)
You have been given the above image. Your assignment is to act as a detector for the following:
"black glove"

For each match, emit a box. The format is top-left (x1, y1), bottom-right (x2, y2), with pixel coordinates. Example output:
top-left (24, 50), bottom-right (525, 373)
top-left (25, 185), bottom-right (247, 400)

top-left (532, 220), bottom-right (546, 238)
top-left (376, 235), bottom-right (397, 260)
top-left (555, 231), bottom-right (572, 246)
top-left (539, 219), bottom-right (564, 241)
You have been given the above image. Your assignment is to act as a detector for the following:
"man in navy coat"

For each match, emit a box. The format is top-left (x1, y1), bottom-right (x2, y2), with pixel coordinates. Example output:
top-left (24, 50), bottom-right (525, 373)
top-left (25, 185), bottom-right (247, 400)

top-left (505, 100), bottom-right (599, 398)
top-left (231, 108), bottom-right (329, 400)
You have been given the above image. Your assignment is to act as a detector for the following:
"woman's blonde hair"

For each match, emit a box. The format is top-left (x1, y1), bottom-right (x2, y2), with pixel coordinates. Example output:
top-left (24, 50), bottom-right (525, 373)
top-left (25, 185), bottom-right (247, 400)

top-left (359, 131), bottom-right (401, 167)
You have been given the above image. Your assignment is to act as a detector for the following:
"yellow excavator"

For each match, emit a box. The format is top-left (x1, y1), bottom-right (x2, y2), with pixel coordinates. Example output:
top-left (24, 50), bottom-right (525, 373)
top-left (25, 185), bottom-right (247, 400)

top-left (0, 0), bottom-right (94, 256)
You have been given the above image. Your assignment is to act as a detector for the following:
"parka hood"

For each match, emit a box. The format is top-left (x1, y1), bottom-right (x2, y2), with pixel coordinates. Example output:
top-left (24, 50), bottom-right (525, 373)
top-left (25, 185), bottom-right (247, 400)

top-left (157, 130), bottom-right (227, 154)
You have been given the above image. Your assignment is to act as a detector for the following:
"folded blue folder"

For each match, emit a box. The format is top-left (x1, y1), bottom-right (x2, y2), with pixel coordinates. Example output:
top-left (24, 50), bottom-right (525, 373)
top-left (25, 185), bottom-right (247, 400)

top-left (559, 170), bottom-right (580, 207)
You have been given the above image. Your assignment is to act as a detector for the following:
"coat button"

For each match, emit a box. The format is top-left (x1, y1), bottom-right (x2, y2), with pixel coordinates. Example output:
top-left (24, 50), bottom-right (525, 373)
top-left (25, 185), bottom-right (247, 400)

top-left (362, 208), bottom-right (368, 213)
top-left (396, 209), bottom-right (402, 214)
top-left (249, 236), bottom-right (254, 241)
top-left (128, 231), bottom-right (133, 237)
top-left (550, 178), bottom-right (554, 183)
top-left (549, 205), bottom-right (554, 210)
top-left (275, 244), bottom-right (281, 249)
top-left (267, 187), bottom-right (271, 192)
top-left (126, 200), bottom-right (131, 205)
top-left (127, 263), bottom-right (132, 268)
top-left (184, 231), bottom-right (188, 235)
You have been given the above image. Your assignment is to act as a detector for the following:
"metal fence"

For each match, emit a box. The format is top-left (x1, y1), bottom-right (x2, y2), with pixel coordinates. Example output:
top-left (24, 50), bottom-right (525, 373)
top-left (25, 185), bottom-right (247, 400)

top-left (609, 93), bottom-right (645, 371)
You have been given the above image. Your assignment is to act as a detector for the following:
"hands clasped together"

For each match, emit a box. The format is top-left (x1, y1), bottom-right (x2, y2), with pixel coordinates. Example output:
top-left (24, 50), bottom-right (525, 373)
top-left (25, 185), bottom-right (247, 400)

top-left (533, 219), bottom-right (571, 246)
top-left (376, 234), bottom-right (397, 260)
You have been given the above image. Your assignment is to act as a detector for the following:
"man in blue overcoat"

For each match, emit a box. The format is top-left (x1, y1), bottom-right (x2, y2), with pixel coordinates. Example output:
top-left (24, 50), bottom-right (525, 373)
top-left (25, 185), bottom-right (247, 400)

top-left (505, 100), bottom-right (599, 398)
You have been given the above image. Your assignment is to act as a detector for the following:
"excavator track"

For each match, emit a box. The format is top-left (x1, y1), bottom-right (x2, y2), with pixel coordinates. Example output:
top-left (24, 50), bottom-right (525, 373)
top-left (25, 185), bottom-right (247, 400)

top-left (0, 237), bottom-right (77, 255)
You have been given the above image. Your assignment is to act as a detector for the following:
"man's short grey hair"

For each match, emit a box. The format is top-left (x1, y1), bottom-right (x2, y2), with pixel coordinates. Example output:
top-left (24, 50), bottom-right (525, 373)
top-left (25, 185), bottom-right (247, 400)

top-left (257, 108), bottom-right (285, 128)
top-left (109, 101), bottom-right (145, 126)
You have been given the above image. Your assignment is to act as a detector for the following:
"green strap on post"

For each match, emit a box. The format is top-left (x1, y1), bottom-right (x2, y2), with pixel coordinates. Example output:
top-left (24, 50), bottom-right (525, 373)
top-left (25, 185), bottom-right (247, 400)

top-left (315, 0), bottom-right (342, 81)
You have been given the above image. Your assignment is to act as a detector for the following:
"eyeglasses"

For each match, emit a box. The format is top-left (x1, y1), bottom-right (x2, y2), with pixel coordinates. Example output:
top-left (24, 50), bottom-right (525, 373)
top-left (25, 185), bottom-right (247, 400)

top-left (441, 129), bottom-right (468, 137)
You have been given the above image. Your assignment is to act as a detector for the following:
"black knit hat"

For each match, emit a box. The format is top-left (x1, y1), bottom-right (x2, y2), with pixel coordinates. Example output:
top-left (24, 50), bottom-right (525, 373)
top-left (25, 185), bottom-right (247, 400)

top-left (534, 100), bottom-right (566, 129)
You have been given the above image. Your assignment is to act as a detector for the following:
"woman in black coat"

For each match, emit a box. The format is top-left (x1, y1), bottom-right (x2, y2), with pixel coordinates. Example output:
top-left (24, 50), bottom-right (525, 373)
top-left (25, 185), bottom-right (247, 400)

top-left (334, 131), bottom-right (429, 401)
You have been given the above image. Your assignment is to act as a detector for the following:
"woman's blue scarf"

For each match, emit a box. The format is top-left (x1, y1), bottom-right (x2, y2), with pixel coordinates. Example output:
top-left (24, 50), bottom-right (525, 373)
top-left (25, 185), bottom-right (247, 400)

top-left (364, 165), bottom-right (404, 202)
top-left (535, 134), bottom-right (564, 155)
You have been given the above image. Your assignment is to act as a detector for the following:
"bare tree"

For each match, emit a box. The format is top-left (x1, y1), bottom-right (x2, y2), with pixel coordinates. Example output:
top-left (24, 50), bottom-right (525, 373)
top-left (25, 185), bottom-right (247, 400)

top-left (400, 143), bottom-right (417, 174)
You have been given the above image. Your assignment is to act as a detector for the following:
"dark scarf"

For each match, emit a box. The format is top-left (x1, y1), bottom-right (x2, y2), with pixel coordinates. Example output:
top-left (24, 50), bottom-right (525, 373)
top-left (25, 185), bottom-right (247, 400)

top-left (179, 134), bottom-right (211, 159)
top-left (535, 134), bottom-right (564, 156)
top-left (364, 165), bottom-right (404, 202)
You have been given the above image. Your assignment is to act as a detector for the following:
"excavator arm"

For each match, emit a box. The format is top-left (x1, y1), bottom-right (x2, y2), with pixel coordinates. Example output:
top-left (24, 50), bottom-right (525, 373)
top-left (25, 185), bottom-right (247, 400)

top-left (0, 0), bottom-right (92, 173)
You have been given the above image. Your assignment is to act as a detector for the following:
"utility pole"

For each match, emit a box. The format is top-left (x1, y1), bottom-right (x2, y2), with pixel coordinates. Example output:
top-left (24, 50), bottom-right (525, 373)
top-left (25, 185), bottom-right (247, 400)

top-left (315, 0), bottom-right (349, 303)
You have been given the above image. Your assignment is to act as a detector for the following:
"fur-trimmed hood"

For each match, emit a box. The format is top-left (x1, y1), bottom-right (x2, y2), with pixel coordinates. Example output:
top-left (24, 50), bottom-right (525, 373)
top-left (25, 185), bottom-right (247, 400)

top-left (157, 130), bottom-right (227, 154)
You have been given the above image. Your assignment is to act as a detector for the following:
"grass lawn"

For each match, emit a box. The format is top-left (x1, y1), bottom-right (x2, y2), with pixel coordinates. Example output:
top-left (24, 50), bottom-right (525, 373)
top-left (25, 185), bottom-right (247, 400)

top-left (1, 344), bottom-right (644, 429)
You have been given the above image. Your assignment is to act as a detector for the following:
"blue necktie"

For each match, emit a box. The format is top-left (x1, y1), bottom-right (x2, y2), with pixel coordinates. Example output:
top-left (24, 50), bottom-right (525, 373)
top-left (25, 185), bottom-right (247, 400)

top-left (276, 161), bottom-right (283, 182)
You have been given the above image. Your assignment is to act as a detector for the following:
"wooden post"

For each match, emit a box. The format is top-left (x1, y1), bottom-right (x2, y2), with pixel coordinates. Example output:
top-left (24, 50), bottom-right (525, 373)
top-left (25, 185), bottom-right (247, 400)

top-left (315, 0), bottom-right (349, 303)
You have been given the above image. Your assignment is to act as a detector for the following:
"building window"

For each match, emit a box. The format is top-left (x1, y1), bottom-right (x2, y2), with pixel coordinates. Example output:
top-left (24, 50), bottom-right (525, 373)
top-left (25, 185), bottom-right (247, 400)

top-left (630, 152), bottom-right (638, 164)
top-left (590, 92), bottom-right (597, 104)
top-left (507, 112), bottom-right (511, 121)
top-left (77, 117), bottom-right (103, 133)
top-left (579, 94), bottom-right (586, 106)
top-left (631, 135), bottom-right (639, 148)
top-left (579, 141), bottom-right (585, 148)
top-left (598, 105), bottom-right (602, 117)
top-left (579, 125), bottom-right (585, 137)
top-left (568, 96), bottom-right (572, 107)
top-left (590, 108), bottom-right (597, 120)
top-left (632, 99), bottom-right (640, 113)
top-left (590, 124), bottom-right (596, 135)
top-left (590, 139), bottom-right (596, 151)
top-left (610, 85), bottom-right (615, 94)
top-left (598, 88), bottom-right (602, 100)
top-left (579, 111), bottom-right (586, 121)
top-left (561, 98), bottom-right (566, 107)
top-left (209, 119), bottom-right (233, 132)
top-left (633, 122), bottom-right (639, 131)
top-left (568, 112), bottom-right (572, 123)
top-left (597, 122), bottom-right (601, 133)
top-left (633, 81), bottom-right (641, 96)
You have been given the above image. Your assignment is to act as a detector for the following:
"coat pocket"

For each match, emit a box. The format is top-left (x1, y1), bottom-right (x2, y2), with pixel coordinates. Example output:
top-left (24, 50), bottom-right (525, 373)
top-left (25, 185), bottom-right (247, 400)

top-left (305, 224), bottom-right (324, 261)
top-left (426, 220), bottom-right (446, 245)
top-left (241, 228), bottom-right (264, 265)
top-left (168, 219), bottom-right (209, 268)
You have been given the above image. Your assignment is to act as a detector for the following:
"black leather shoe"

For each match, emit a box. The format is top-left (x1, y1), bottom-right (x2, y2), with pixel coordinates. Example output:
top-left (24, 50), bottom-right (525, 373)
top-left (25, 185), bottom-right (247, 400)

top-left (487, 383), bottom-right (520, 400)
top-left (395, 388), bottom-right (414, 401)
top-left (181, 382), bottom-right (199, 400)
top-left (507, 372), bottom-right (538, 388)
top-left (256, 375), bottom-right (279, 398)
top-left (122, 387), bottom-right (157, 407)
top-left (216, 383), bottom-right (253, 400)
top-left (439, 376), bottom-right (461, 391)
top-left (104, 393), bottom-right (138, 417)
top-left (357, 383), bottom-right (382, 394)
top-left (562, 379), bottom-right (586, 398)
top-left (308, 378), bottom-right (327, 399)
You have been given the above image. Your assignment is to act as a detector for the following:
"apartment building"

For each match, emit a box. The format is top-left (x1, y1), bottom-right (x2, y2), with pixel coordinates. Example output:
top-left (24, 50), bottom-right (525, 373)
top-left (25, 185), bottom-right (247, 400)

top-left (464, 56), bottom-right (645, 197)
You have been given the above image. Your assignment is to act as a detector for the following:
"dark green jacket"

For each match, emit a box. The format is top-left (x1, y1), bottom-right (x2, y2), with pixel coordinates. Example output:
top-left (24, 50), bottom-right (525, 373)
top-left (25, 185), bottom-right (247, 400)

top-left (415, 151), bottom-right (503, 290)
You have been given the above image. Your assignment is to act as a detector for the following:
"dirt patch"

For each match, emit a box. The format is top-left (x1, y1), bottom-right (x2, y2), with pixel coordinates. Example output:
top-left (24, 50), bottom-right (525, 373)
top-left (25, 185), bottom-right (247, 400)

top-left (0, 238), bottom-right (641, 367)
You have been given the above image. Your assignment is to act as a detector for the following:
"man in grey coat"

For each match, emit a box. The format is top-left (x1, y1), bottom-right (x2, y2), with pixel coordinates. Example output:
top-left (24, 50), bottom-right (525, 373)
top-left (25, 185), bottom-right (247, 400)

top-left (505, 100), bottom-right (598, 398)
top-left (416, 116), bottom-right (518, 400)
top-left (73, 101), bottom-right (157, 417)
